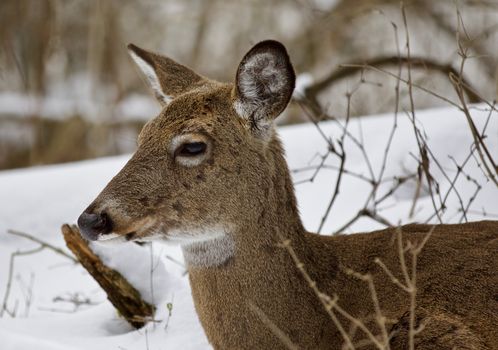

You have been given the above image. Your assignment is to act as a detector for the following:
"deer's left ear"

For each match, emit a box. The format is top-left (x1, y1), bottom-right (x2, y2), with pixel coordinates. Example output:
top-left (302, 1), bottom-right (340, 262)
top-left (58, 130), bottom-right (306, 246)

top-left (233, 40), bottom-right (295, 138)
top-left (127, 43), bottom-right (204, 106)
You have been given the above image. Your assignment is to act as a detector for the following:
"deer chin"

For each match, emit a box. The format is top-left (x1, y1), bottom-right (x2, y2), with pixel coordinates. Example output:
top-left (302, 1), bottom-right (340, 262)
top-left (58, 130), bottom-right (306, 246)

top-left (164, 224), bottom-right (233, 246)
top-left (92, 232), bottom-right (129, 245)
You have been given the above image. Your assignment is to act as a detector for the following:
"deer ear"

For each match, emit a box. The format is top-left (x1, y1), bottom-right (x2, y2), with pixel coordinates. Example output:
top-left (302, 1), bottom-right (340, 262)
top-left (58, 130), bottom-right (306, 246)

top-left (233, 40), bottom-right (295, 138)
top-left (127, 44), bottom-right (204, 106)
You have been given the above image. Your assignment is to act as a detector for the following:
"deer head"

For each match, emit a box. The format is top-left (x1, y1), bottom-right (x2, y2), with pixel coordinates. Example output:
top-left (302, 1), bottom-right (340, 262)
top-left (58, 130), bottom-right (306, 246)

top-left (77, 40), bottom-right (296, 246)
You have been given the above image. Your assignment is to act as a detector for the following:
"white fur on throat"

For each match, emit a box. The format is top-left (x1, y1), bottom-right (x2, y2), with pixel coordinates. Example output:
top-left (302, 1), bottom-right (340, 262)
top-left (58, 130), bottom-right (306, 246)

top-left (128, 50), bottom-right (172, 105)
top-left (176, 227), bottom-right (235, 268)
top-left (182, 235), bottom-right (235, 268)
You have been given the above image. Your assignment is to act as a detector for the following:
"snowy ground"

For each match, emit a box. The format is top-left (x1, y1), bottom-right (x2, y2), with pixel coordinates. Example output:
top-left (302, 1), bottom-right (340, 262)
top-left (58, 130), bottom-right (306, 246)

top-left (0, 104), bottom-right (497, 349)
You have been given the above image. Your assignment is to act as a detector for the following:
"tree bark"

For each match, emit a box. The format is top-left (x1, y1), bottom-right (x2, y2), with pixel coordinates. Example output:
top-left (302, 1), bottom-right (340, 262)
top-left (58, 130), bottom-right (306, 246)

top-left (61, 224), bottom-right (154, 329)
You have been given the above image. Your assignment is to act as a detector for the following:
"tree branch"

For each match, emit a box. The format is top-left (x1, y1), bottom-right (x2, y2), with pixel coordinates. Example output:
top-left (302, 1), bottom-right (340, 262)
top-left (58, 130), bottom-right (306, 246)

top-left (61, 224), bottom-right (155, 328)
top-left (304, 55), bottom-right (482, 104)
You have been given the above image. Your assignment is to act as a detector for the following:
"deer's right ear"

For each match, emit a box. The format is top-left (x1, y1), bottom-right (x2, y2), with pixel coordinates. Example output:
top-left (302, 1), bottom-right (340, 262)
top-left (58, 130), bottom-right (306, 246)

top-left (127, 44), bottom-right (204, 106)
top-left (233, 40), bottom-right (295, 139)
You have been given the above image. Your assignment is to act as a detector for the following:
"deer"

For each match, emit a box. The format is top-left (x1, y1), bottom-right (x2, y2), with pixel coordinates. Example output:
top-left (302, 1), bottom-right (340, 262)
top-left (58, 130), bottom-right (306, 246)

top-left (77, 40), bottom-right (498, 349)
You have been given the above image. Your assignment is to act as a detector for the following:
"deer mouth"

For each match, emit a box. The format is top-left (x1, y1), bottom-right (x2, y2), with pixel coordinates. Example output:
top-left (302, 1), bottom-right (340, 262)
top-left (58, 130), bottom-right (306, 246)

top-left (125, 231), bottom-right (138, 241)
top-left (94, 217), bottom-right (160, 243)
top-left (92, 231), bottom-right (149, 245)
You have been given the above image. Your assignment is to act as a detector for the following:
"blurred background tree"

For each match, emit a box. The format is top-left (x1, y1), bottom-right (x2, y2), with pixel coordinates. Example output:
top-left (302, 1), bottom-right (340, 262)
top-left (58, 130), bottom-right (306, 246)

top-left (0, 0), bottom-right (497, 169)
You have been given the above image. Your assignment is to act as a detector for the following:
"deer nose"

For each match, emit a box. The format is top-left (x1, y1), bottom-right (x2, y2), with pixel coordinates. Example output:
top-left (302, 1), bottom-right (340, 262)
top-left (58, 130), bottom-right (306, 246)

top-left (77, 211), bottom-right (112, 241)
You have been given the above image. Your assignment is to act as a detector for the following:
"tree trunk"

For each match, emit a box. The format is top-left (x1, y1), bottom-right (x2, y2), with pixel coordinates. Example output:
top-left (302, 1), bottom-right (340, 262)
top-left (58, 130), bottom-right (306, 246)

top-left (61, 224), bottom-right (154, 328)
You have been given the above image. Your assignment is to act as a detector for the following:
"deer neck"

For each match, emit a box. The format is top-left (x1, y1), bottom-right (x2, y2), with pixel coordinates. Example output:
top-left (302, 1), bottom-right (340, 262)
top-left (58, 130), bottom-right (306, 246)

top-left (182, 144), bottom-right (306, 269)
top-left (181, 152), bottom-right (331, 349)
top-left (181, 210), bottom-right (304, 269)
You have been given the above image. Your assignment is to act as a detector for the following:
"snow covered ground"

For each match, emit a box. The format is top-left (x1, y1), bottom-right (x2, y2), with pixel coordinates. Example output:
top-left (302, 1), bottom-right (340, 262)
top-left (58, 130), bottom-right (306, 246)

top-left (0, 104), bottom-right (497, 349)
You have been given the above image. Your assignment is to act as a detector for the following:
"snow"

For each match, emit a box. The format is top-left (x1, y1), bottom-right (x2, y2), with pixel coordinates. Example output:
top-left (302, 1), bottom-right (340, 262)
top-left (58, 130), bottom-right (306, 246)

top-left (90, 242), bottom-right (172, 305)
top-left (293, 73), bottom-right (314, 99)
top-left (0, 104), bottom-right (497, 349)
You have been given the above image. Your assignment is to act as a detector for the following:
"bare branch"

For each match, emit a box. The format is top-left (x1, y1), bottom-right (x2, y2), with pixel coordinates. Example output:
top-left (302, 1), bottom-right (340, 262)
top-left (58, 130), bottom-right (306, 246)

top-left (7, 229), bottom-right (78, 263)
top-left (304, 56), bottom-right (482, 104)
top-left (1, 246), bottom-right (44, 318)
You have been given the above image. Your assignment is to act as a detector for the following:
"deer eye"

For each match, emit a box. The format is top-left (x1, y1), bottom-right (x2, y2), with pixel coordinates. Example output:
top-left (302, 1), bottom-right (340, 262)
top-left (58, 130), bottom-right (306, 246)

top-left (177, 142), bottom-right (207, 157)
top-left (171, 135), bottom-right (211, 167)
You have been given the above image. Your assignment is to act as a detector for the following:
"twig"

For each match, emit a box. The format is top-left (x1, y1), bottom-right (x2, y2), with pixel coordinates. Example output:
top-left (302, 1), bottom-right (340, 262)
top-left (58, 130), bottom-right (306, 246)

top-left (53, 292), bottom-right (99, 311)
top-left (304, 56), bottom-right (482, 105)
top-left (450, 75), bottom-right (498, 187)
top-left (375, 225), bottom-right (435, 350)
top-left (247, 301), bottom-right (300, 350)
top-left (344, 269), bottom-right (391, 350)
top-left (165, 255), bottom-right (188, 276)
top-left (149, 243), bottom-right (155, 329)
top-left (1, 246), bottom-right (44, 317)
top-left (7, 229), bottom-right (78, 263)
top-left (278, 237), bottom-right (355, 349)
top-left (16, 273), bottom-right (35, 318)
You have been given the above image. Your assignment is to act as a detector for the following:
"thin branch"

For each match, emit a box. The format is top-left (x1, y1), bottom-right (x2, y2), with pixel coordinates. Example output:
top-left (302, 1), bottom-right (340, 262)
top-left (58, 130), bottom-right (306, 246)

top-left (1, 246), bottom-right (44, 317)
top-left (247, 301), bottom-right (300, 350)
top-left (7, 229), bottom-right (78, 263)
top-left (304, 56), bottom-right (482, 104)
top-left (278, 237), bottom-right (355, 349)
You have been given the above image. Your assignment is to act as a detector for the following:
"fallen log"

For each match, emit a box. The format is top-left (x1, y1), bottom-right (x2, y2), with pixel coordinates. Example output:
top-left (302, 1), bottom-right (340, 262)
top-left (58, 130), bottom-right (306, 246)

top-left (61, 224), bottom-right (154, 328)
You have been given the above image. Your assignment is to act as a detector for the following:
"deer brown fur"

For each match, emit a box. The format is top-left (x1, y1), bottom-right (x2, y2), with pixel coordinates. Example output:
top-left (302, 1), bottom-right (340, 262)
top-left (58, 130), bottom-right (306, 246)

top-left (78, 40), bottom-right (498, 349)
